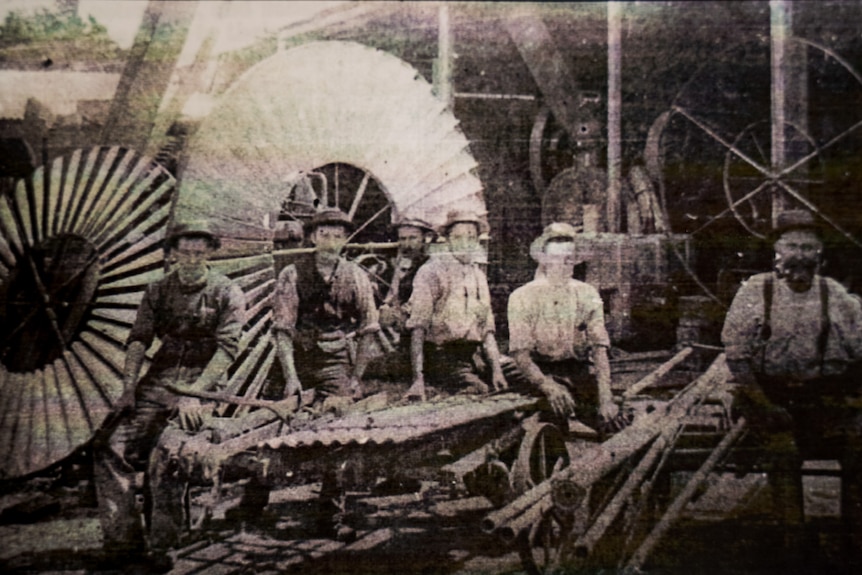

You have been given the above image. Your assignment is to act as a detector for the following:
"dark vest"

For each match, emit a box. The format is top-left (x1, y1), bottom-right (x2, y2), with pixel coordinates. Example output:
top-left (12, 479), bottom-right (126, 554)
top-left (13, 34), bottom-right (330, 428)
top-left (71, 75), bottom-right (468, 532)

top-left (294, 254), bottom-right (361, 336)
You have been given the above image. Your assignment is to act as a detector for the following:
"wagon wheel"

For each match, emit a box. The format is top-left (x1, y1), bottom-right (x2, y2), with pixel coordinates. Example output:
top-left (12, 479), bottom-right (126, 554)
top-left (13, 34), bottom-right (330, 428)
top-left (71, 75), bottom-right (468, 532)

top-left (648, 36), bottom-right (862, 298)
top-left (0, 147), bottom-right (175, 479)
top-left (512, 422), bottom-right (575, 575)
top-left (529, 105), bottom-right (574, 199)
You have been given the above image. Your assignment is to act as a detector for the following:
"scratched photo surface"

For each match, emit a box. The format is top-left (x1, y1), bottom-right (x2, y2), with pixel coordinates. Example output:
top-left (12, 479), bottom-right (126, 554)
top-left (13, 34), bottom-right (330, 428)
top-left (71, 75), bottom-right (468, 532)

top-left (2, 1), bottom-right (862, 574)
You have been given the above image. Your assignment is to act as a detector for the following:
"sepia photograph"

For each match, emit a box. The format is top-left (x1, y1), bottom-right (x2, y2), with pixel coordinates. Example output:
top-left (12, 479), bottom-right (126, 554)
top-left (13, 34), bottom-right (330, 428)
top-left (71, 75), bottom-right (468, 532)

top-left (1, 1), bottom-right (861, 573)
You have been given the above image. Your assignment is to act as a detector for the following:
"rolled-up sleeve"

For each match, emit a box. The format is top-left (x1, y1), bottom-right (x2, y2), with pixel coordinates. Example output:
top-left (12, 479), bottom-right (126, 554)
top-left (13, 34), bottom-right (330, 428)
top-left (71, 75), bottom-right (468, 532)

top-left (352, 265), bottom-right (380, 335)
top-left (721, 276), bottom-right (764, 363)
top-left (272, 265), bottom-right (299, 337)
top-left (584, 286), bottom-right (611, 348)
top-left (506, 287), bottom-right (534, 353)
top-left (127, 283), bottom-right (158, 348)
top-left (405, 263), bottom-right (438, 331)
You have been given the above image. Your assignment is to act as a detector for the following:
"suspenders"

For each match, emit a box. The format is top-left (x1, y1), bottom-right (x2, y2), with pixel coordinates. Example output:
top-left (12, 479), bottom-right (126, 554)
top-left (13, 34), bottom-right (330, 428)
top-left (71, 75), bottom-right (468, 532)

top-left (760, 273), bottom-right (830, 375)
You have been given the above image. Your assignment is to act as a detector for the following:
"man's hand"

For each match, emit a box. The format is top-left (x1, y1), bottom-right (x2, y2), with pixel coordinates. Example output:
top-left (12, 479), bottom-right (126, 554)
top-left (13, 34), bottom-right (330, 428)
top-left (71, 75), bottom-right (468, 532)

top-left (491, 366), bottom-right (508, 392)
top-left (114, 380), bottom-right (137, 413)
top-left (176, 397), bottom-right (207, 432)
top-left (598, 398), bottom-right (619, 421)
top-left (406, 374), bottom-right (426, 402)
top-left (348, 376), bottom-right (364, 401)
top-left (285, 375), bottom-right (303, 401)
top-left (539, 378), bottom-right (576, 418)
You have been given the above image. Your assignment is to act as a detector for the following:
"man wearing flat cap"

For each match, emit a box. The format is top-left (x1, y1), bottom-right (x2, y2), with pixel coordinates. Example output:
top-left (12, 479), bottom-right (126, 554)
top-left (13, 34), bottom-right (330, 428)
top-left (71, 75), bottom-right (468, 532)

top-left (405, 210), bottom-right (507, 400)
top-left (94, 220), bottom-right (246, 569)
top-left (507, 222), bottom-right (617, 430)
top-left (273, 207), bottom-right (380, 403)
top-left (722, 209), bottom-right (862, 566)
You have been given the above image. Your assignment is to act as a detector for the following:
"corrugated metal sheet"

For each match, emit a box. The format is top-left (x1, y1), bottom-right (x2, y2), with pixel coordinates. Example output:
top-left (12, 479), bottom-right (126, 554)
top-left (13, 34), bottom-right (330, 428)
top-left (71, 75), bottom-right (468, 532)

top-left (263, 393), bottom-right (537, 450)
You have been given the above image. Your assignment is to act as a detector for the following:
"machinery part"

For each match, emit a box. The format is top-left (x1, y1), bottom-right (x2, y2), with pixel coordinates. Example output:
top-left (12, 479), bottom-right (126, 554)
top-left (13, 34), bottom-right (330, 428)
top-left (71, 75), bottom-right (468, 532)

top-left (510, 421), bottom-right (570, 495)
top-left (651, 36), bottom-right (862, 257)
top-left (0, 146), bottom-right (175, 479)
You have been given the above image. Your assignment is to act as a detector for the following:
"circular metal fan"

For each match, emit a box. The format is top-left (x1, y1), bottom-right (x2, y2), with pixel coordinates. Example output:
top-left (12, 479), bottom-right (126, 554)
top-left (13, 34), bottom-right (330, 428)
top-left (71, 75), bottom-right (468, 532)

top-left (177, 40), bottom-right (486, 235)
top-left (0, 146), bottom-right (175, 479)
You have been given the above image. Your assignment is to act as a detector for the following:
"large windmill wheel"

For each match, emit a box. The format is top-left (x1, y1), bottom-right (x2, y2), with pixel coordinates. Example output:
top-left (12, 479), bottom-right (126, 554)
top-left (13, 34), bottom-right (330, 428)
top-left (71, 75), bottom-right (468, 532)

top-left (176, 40), bottom-right (486, 402)
top-left (0, 147), bottom-right (175, 479)
top-left (647, 36), bottom-right (862, 295)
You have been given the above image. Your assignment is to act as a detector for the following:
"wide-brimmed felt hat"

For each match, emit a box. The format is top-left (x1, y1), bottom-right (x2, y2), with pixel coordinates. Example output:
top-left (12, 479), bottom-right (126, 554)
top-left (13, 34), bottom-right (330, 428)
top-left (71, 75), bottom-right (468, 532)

top-left (440, 209), bottom-right (490, 236)
top-left (396, 217), bottom-right (436, 235)
top-left (529, 222), bottom-right (578, 262)
top-left (770, 209), bottom-right (821, 242)
top-left (305, 208), bottom-right (354, 233)
top-left (166, 220), bottom-right (220, 250)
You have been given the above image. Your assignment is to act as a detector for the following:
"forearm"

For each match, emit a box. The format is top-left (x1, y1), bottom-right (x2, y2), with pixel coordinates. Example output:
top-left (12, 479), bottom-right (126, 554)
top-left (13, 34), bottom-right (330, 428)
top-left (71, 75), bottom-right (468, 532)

top-left (275, 331), bottom-right (300, 388)
top-left (122, 341), bottom-right (147, 389)
top-left (592, 346), bottom-right (613, 405)
top-left (410, 328), bottom-right (426, 380)
top-left (512, 350), bottom-right (548, 388)
top-left (352, 332), bottom-right (376, 381)
top-left (482, 332), bottom-right (504, 373)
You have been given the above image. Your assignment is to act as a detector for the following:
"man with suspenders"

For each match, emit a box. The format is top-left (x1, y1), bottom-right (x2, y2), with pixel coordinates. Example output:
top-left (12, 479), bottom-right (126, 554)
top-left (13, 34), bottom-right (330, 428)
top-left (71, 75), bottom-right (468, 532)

top-left (722, 209), bottom-right (862, 570)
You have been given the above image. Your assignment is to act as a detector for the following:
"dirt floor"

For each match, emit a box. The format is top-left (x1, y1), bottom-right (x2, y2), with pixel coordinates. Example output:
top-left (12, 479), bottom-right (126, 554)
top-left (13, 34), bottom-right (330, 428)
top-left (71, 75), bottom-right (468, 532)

top-left (0, 467), bottom-right (854, 575)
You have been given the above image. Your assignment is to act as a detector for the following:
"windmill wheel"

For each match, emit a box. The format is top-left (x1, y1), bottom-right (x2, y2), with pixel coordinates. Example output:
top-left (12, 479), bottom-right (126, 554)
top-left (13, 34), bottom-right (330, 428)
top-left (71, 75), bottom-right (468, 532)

top-left (0, 147), bottom-right (175, 479)
top-left (651, 36), bottom-right (862, 249)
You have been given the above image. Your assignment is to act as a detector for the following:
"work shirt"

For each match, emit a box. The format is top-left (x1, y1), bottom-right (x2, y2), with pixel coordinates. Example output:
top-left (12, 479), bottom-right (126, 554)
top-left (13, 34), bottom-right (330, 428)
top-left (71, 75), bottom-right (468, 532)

top-left (127, 269), bottom-right (245, 373)
top-left (273, 254), bottom-right (379, 349)
top-left (508, 277), bottom-right (610, 362)
top-left (383, 253), bottom-right (429, 308)
top-left (722, 272), bottom-right (862, 380)
top-left (406, 252), bottom-right (495, 345)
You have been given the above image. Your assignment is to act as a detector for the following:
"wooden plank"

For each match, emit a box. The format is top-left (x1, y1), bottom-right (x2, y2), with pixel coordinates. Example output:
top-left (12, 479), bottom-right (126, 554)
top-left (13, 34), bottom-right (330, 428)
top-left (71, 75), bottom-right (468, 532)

top-left (54, 355), bottom-right (95, 441)
top-left (67, 344), bottom-right (115, 413)
top-left (85, 153), bottom-right (152, 240)
top-left (62, 147), bottom-right (99, 234)
top-left (0, 194), bottom-right (24, 256)
top-left (54, 149), bottom-right (81, 236)
top-left (31, 169), bottom-right (45, 245)
top-left (95, 291), bottom-right (147, 306)
top-left (216, 237), bottom-right (273, 260)
top-left (26, 369), bottom-right (49, 475)
top-left (78, 332), bottom-right (126, 396)
top-left (234, 344), bottom-right (276, 417)
top-left (244, 278), bottom-right (275, 311)
top-left (79, 148), bottom-right (137, 237)
top-left (96, 198), bottom-right (171, 251)
top-left (234, 266), bottom-right (274, 292)
top-left (91, 307), bottom-right (139, 327)
top-left (86, 318), bottom-right (132, 348)
top-left (99, 249), bottom-right (164, 281)
top-left (45, 154), bottom-right (63, 237)
top-left (224, 333), bottom-right (271, 398)
top-left (0, 372), bottom-right (22, 473)
top-left (14, 177), bottom-right (35, 248)
top-left (43, 362), bottom-right (73, 464)
top-left (208, 254), bottom-right (273, 277)
top-left (100, 227), bottom-right (165, 272)
top-left (0, 238), bottom-right (14, 270)
top-left (2, 372), bottom-right (31, 478)
top-left (98, 266), bottom-right (164, 291)
top-left (74, 146), bottom-right (121, 237)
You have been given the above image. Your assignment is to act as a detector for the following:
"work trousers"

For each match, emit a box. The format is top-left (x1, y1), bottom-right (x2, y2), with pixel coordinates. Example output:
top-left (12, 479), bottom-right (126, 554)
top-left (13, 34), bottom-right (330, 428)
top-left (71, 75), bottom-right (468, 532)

top-left (93, 367), bottom-right (202, 555)
top-left (423, 341), bottom-right (489, 395)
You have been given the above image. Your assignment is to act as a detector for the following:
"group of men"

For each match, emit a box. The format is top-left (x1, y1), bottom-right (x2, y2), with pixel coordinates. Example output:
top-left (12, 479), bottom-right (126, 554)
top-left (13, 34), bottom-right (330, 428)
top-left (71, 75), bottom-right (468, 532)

top-left (95, 205), bottom-right (862, 572)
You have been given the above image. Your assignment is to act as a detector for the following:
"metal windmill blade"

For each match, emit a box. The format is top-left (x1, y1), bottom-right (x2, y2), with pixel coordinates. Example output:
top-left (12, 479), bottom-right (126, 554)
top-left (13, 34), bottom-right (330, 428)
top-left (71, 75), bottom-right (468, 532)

top-left (0, 147), bottom-right (175, 479)
top-left (179, 40), bottom-right (486, 236)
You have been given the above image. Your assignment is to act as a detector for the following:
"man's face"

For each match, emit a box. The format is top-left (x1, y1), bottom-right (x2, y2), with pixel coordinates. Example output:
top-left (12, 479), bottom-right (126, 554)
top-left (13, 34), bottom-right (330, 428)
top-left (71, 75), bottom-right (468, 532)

top-left (447, 222), bottom-right (480, 263)
top-left (397, 225), bottom-right (426, 259)
top-left (774, 229), bottom-right (822, 292)
top-left (540, 239), bottom-right (576, 280)
top-left (312, 224), bottom-right (348, 257)
top-left (173, 237), bottom-right (212, 284)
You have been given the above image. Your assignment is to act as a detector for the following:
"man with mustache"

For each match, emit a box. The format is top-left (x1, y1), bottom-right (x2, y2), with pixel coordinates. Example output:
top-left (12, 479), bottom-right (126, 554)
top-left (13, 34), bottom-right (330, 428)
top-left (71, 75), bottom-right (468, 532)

top-left (721, 209), bottom-right (862, 569)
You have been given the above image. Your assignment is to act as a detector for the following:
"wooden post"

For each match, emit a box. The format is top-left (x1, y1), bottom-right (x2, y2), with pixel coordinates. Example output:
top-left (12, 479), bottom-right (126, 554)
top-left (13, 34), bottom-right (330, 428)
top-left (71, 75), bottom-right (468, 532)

top-left (607, 1), bottom-right (623, 233)
top-left (435, 4), bottom-right (454, 108)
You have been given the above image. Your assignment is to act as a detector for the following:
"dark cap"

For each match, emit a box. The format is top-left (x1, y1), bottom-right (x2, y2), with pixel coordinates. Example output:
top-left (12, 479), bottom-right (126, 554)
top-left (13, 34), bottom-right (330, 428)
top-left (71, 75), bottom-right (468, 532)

top-left (166, 220), bottom-right (220, 250)
top-left (305, 208), bottom-right (353, 233)
top-left (771, 209), bottom-right (820, 242)
top-left (441, 209), bottom-right (490, 236)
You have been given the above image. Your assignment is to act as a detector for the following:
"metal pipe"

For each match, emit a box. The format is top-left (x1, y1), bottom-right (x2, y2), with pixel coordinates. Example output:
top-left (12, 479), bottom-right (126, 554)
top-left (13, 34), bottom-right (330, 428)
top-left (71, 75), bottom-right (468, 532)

top-left (607, 1), bottom-right (623, 233)
top-left (770, 0), bottom-right (791, 219)
top-left (624, 417), bottom-right (748, 572)
top-left (435, 3), bottom-right (454, 108)
top-left (623, 346), bottom-right (694, 399)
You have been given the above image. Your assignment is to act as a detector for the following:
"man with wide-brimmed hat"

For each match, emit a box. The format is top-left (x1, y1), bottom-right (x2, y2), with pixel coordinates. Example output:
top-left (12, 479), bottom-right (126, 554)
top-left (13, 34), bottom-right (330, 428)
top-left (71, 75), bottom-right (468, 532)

top-left (722, 209), bottom-right (862, 567)
top-left (273, 207), bottom-right (380, 403)
top-left (378, 217), bottom-right (436, 333)
top-left (405, 209), bottom-right (507, 400)
top-left (507, 222), bottom-right (618, 431)
top-left (94, 220), bottom-right (246, 570)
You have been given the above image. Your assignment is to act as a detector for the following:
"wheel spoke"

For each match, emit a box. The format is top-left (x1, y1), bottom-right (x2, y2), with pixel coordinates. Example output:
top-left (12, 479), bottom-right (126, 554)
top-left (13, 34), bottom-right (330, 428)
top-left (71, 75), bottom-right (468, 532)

top-left (776, 118), bottom-right (862, 180)
top-left (347, 172), bottom-right (371, 220)
top-left (775, 179), bottom-right (862, 248)
top-left (673, 105), bottom-right (772, 178)
top-left (691, 179), bottom-right (772, 236)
